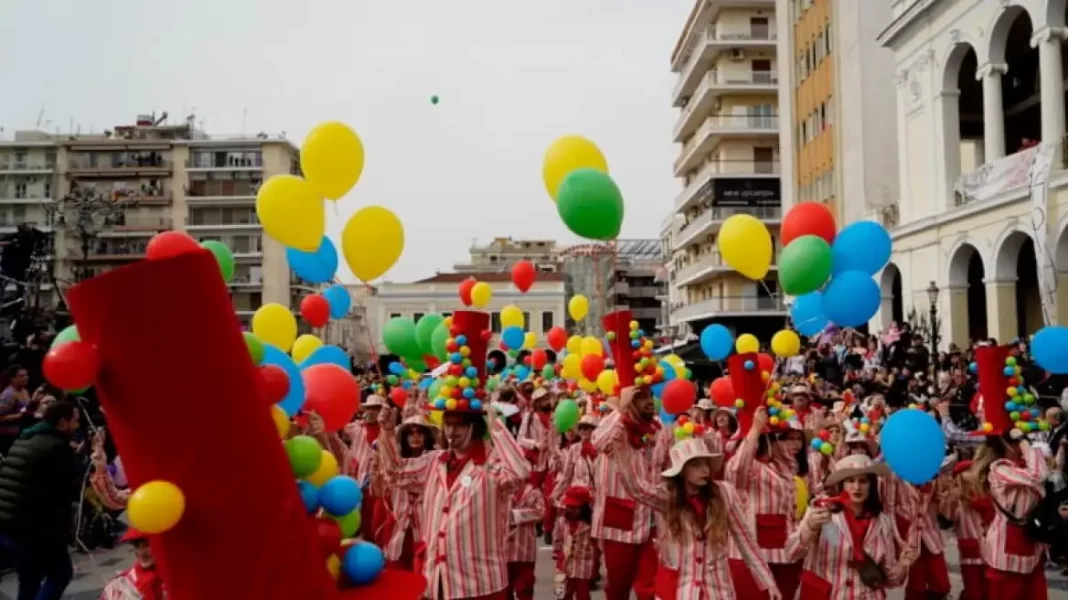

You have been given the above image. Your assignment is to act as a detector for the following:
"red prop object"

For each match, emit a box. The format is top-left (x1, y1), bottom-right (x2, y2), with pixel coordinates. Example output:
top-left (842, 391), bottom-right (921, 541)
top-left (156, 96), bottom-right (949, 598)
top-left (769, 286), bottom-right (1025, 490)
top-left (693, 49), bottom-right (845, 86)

top-left (259, 365), bottom-right (291, 405)
top-left (300, 295), bottom-right (331, 328)
top-left (781, 202), bottom-right (837, 246)
top-left (662, 380), bottom-right (697, 415)
top-left (303, 364), bottom-right (360, 432)
top-left (146, 231), bottom-right (201, 260)
top-left (727, 353), bottom-right (764, 437)
top-left (601, 310), bottom-right (636, 388)
top-left (42, 341), bottom-right (99, 391)
top-left (458, 278), bottom-right (477, 307)
top-left (757, 353), bottom-right (775, 374)
top-left (511, 260), bottom-right (536, 293)
top-left (973, 345), bottom-right (1012, 436)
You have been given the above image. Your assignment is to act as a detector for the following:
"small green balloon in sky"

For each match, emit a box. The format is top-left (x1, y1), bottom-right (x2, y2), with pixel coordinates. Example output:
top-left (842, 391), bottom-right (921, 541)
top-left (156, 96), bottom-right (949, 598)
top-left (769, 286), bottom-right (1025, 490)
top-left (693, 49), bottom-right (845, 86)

top-left (430, 95), bottom-right (440, 105)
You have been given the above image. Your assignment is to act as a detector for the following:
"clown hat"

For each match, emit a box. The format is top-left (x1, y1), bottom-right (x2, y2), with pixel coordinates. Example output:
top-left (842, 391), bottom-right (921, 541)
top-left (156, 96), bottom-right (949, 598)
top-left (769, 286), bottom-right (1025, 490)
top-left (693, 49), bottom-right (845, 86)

top-left (727, 353), bottom-right (763, 437)
top-left (426, 310), bottom-right (491, 414)
top-left (602, 310), bottom-right (638, 389)
top-left (971, 345), bottom-right (1044, 436)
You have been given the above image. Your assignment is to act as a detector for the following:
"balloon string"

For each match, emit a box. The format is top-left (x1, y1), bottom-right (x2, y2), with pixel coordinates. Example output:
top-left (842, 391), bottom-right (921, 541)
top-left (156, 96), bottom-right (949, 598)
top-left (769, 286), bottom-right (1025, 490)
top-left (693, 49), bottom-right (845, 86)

top-left (328, 275), bottom-right (385, 381)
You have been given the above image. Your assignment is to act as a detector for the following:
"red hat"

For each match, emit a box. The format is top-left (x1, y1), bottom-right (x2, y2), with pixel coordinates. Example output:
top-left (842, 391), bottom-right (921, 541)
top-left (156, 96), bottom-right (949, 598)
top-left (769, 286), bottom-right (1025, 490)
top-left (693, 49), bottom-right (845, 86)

top-left (120, 527), bottom-right (148, 543)
top-left (426, 310), bottom-right (491, 414)
top-left (562, 486), bottom-right (592, 508)
top-left (972, 345), bottom-right (1014, 436)
top-left (727, 353), bottom-right (763, 437)
top-left (952, 459), bottom-right (973, 477)
top-left (602, 310), bottom-right (637, 388)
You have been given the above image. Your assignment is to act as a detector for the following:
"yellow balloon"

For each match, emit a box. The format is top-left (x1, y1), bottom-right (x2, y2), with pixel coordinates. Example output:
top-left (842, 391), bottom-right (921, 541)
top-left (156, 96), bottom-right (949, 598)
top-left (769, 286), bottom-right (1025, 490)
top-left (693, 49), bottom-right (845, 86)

top-left (771, 330), bottom-right (802, 358)
top-left (543, 135), bottom-right (609, 200)
top-left (596, 369), bottom-right (618, 394)
top-left (736, 333), bottom-right (760, 354)
top-left (271, 404), bottom-right (291, 438)
top-left (300, 121), bottom-right (365, 200)
top-left (292, 334), bottom-right (323, 364)
top-left (470, 282), bottom-right (492, 308)
top-left (443, 316), bottom-right (453, 329)
top-left (253, 303), bottom-right (298, 351)
top-left (306, 449), bottom-right (340, 487)
top-left (255, 175), bottom-right (324, 252)
top-left (569, 295), bottom-right (590, 321)
top-left (342, 206), bottom-right (404, 283)
top-left (562, 353), bottom-right (582, 379)
top-left (523, 332), bottom-right (537, 349)
top-left (578, 378), bottom-right (598, 393)
top-left (501, 305), bottom-right (524, 329)
top-left (719, 214), bottom-right (772, 280)
top-left (580, 336), bottom-right (602, 356)
top-left (795, 476), bottom-right (809, 521)
top-left (428, 410), bottom-right (444, 426)
top-left (566, 335), bottom-right (583, 355)
top-left (666, 354), bottom-right (684, 367)
top-left (128, 480), bottom-right (186, 534)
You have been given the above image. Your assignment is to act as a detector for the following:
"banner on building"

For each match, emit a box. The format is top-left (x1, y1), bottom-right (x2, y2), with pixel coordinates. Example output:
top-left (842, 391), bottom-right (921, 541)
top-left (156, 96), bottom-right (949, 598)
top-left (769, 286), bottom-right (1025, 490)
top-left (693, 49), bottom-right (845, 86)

top-left (1028, 143), bottom-right (1058, 326)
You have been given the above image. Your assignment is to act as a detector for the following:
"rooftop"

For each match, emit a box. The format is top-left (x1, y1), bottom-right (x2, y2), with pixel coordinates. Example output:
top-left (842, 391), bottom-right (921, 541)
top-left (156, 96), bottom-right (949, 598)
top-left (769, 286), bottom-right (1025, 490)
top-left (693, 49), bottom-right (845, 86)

top-left (414, 272), bottom-right (566, 284)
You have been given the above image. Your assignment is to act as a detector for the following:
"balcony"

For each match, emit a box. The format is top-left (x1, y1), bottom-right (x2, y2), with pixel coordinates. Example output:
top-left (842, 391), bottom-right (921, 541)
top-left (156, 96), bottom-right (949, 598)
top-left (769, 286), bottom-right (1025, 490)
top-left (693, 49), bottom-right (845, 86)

top-left (674, 70), bottom-right (779, 140)
top-left (674, 114), bottom-right (779, 170)
top-left (672, 28), bottom-right (778, 105)
top-left (99, 217), bottom-right (173, 236)
top-left (186, 157), bottom-right (263, 171)
top-left (231, 273), bottom-right (264, 287)
top-left (675, 205), bottom-right (783, 248)
top-left (69, 247), bottom-right (145, 262)
top-left (675, 250), bottom-right (778, 288)
top-left (670, 295), bottom-right (786, 323)
top-left (0, 194), bottom-right (52, 205)
top-left (68, 157), bottom-right (172, 178)
top-left (112, 191), bottom-right (173, 206)
top-left (675, 159), bottom-right (781, 212)
top-left (186, 216), bottom-right (262, 231)
top-left (0, 161), bottom-right (55, 174)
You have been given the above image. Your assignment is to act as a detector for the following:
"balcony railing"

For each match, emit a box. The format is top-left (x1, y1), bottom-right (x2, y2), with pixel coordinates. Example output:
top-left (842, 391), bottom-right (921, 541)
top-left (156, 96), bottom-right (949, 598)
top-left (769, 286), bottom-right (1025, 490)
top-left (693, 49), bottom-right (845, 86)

top-left (0, 161), bottom-right (56, 171)
top-left (671, 295), bottom-right (786, 321)
top-left (676, 205), bottom-right (782, 244)
top-left (676, 70), bottom-right (779, 134)
top-left (673, 28), bottom-right (777, 98)
top-left (707, 26), bottom-right (776, 43)
top-left (675, 252), bottom-right (727, 282)
top-left (676, 115), bottom-right (779, 166)
top-left (109, 216), bottom-right (173, 232)
top-left (68, 158), bottom-right (172, 172)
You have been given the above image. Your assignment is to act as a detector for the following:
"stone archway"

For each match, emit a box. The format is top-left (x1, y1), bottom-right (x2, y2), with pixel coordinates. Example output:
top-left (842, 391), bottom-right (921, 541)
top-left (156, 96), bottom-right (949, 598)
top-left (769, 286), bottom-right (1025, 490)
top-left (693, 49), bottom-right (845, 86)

top-left (878, 263), bottom-right (904, 329)
top-left (947, 242), bottom-right (987, 345)
top-left (992, 229), bottom-right (1041, 340)
top-left (940, 42), bottom-right (983, 199)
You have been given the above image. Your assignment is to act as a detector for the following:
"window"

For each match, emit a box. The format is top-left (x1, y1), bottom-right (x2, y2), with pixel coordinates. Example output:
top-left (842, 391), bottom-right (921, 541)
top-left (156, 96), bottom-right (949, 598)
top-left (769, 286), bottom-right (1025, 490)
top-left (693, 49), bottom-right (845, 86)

top-left (491, 312), bottom-right (502, 333)
top-left (541, 311), bottom-right (554, 333)
top-left (826, 97), bottom-right (835, 126)
top-left (523, 312), bottom-right (532, 331)
top-left (389, 313), bottom-right (402, 319)
top-left (44, 182), bottom-right (51, 198)
top-left (413, 312), bottom-right (425, 323)
top-left (826, 25), bottom-right (833, 54)
top-left (14, 184), bottom-right (25, 199)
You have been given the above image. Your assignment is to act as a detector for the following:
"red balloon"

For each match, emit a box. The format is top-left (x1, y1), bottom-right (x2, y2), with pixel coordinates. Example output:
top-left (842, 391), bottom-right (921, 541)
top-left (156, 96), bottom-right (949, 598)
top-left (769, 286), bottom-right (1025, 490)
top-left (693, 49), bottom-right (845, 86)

top-left (315, 517), bottom-right (343, 557)
top-left (389, 387), bottom-right (409, 408)
top-left (511, 260), bottom-right (536, 293)
top-left (709, 376), bottom-right (736, 408)
top-left (300, 294), bottom-right (331, 328)
top-left (530, 349), bottom-right (548, 371)
top-left (781, 202), bottom-right (837, 246)
top-left (662, 380), bottom-right (697, 415)
top-left (757, 353), bottom-right (775, 374)
top-left (580, 354), bottom-right (605, 381)
top-left (43, 341), bottom-right (99, 391)
top-left (301, 364), bottom-right (359, 432)
top-left (458, 278), bottom-right (477, 307)
top-left (259, 365), bottom-right (290, 405)
top-left (146, 231), bottom-right (201, 260)
top-left (546, 326), bottom-right (567, 352)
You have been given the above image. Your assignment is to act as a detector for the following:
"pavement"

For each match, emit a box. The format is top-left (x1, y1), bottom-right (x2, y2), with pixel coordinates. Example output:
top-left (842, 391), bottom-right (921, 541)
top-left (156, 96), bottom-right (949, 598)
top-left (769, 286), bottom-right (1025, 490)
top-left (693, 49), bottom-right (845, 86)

top-left (4, 538), bottom-right (1068, 599)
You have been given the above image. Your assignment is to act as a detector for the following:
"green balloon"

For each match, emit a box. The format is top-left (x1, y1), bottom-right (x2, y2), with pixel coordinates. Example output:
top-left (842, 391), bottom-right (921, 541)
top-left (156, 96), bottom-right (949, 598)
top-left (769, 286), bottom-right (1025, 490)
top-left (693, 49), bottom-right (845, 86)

top-left (556, 169), bottom-right (624, 241)
top-left (430, 95), bottom-right (440, 105)
top-left (243, 332), bottom-right (266, 365)
top-left (335, 510), bottom-right (361, 537)
top-left (200, 240), bottom-right (235, 282)
top-left (541, 365), bottom-right (555, 379)
top-left (554, 399), bottom-right (580, 433)
top-left (382, 317), bottom-right (421, 358)
top-left (428, 379), bottom-right (443, 399)
top-left (779, 235), bottom-right (833, 296)
top-left (51, 325), bottom-right (80, 349)
top-left (407, 358), bottom-right (429, 373)
top-left (284, 435), bottom-right (323, 478)
top-left (430, 322), bottom-right (451, 361)
top-left (414, 314), bottom-right (444, 356)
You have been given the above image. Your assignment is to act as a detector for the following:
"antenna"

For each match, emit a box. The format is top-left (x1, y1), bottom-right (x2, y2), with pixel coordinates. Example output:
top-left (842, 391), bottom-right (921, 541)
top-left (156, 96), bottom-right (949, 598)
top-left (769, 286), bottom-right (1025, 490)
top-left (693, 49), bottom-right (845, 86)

top-left (241, 108), bottom-right (248, 135)
top-left (35, 106), bottom-right (45, 128)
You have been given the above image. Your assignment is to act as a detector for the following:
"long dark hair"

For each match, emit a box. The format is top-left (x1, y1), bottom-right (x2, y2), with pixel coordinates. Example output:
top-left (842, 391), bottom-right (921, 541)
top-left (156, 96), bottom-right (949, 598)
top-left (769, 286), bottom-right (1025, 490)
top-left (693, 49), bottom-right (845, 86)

top-left (663, 476), bottom-right (727, 547)
top-left (829, 474), bottom-right (884, 515)
top-left (399, 424), bottom-right (435, 458)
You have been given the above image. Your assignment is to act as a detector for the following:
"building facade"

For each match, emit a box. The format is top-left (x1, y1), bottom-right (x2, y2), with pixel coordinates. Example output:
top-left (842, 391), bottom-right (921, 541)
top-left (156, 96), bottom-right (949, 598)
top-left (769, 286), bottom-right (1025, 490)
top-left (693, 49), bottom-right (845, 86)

top-left (558, 240), bottom-right (667, 335)
top-left (667, 0), bottom-right (787, 341)
top-left (877, 0), bottom-right (1068, 347)
top-left (454, 237), bottom-right (560, 273)
top-left (321, 284), bottom-right (378, 362)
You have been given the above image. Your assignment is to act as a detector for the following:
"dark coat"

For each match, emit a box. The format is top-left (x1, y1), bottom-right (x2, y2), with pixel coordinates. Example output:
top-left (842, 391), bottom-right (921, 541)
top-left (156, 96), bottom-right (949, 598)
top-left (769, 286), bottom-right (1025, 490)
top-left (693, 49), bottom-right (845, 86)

top-left (0, 422), bottom-right (81, 545)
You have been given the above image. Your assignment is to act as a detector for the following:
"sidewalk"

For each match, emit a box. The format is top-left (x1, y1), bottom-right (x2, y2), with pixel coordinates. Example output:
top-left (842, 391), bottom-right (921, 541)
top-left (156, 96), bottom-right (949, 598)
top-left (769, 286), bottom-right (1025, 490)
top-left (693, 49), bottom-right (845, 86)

top-left (0, 545), bottom-right (132, 600)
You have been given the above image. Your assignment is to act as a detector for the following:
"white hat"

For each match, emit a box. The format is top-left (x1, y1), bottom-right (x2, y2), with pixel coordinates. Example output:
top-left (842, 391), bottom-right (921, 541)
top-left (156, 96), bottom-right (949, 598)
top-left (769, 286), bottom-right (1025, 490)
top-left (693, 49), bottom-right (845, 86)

top-left (696, 399), bottom-right (715, 411)
top-left (661, 438), bottom-right (724, 478)
top-left (532, 388), bottom-right (550, 402)
top-left (789, 385), bottom-right (811, 396)
top-left (844, 430), bottom-right (878, 455)
top-left (577, 414), bottom-right (599, 428)
top-left (824, 454), bottom-right (890, 488)
top-left (397, 415), bottom-right (438, 439)
top-left (364, 395), bottom-right (386, 408)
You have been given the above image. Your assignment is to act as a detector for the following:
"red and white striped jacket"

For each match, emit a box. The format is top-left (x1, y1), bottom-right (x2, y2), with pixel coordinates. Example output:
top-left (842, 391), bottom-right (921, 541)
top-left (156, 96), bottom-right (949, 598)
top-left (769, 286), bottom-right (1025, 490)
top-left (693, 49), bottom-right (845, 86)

top-left (379, 417), bottom-right (530, 599)
top-left (883, 475), bottom-right (943, 554)
top-left (518, 410), bottom-right (553, 472)
top-left (344, 423), bottom-right (381, 485)
top-left (550, 443), bottom-right (599, 505)
top-left (982, 445), bottom-right (1049, 574)
top-left (589, 410), bottom-right (672, 544)
top-left (562, 521), bottom-right (597, 579)
top-left (785, 509), bottom-right (908, 599)
top-left (506, 483), bottom-right (545, 564)
top-left (377, 480), bottom-right (424, 561)
top-left (942, 496), bottom-right (987, 566)
top-left (723, 435), bottom-right (799, 564)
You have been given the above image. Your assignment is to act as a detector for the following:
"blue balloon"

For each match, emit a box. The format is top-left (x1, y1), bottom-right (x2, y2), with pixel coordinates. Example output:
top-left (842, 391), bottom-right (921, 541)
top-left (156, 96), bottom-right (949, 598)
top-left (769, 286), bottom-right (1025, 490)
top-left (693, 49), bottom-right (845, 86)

top-left (881, 409), bottom-right (945, 485)
top-left (389, 361), bottom-right (405, 375)
top-left (659, 407), bottom-right (676, 425)
top-left (263, 345), bottom-right (306, 416)
top-left (790, 292), bottom-right (829, 337)
top-left (651, 382), bottom-right (666, 399)
top-left (658, 360), bottom-right (677, 382)
top-left (323, 285), bottom-right (351, 319)
top-left (1033, 326), bottom-right (1068, 374)
top-left (319, 475), bottom-right (363, 516)
top-left (285, 236), bottom-right (338, 284)
top-left (300, 345), bottom-right (350, 370)
top-left (297, 480), bottom-right (319, 513)
top-left (502, 326), bottom-right (524, 350)
top-left (822, 271), bottom-right (881, 328)
top-left (515, 366), bottom-right (531, 381)
top-left (831, 221), bottom-right (891, 276)
top-left (343, 541), bottom-right (385, 585)
top-left (699, 324), bottom-right (734, 361)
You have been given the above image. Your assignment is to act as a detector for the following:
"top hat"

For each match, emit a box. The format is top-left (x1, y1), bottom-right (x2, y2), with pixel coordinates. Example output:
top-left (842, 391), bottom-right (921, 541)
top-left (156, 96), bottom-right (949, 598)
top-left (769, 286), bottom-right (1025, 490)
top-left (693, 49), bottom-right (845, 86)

top-left (426, 310), bottom-right (491, 414)
top-left (602, 310), bottom-right (661, 393)
top-left (972, 345), bottom-right (1043, 436)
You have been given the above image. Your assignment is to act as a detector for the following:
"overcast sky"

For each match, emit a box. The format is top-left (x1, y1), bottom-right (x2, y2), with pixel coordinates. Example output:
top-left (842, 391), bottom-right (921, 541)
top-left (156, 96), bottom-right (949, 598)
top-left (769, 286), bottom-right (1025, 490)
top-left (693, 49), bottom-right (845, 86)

top-left (2, 0), bottom-right (689, 282)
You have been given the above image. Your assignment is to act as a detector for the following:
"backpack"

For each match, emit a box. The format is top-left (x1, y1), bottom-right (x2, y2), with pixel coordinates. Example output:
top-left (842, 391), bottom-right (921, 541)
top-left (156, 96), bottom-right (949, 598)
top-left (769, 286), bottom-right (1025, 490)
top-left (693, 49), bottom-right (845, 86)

top-left (992, 479), bottom-right (1064, 546)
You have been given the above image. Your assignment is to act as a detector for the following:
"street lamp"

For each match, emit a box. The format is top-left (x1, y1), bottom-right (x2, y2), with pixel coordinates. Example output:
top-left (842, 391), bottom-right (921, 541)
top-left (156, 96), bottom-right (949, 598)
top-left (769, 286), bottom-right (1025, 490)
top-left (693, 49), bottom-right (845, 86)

top-left (45, 186), bottom-right (117, 282)
top-left (926, 281), bottom-right (940, 357)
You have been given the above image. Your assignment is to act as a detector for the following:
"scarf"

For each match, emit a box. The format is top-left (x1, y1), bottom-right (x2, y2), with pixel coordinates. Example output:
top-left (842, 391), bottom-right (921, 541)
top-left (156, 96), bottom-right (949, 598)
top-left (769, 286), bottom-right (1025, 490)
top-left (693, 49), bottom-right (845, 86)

top-left (441, 440), bottom-right (488, 488)
top-left (536, 410), bottom-right (552, 430)
top-left (968, 494), bottom-right (995, 527)
top-left (687, 495), bottom-right (707, 537)
top-left (622, 414), bottom-right (660, 449)
top-left (580, 440), bottom-right (598, 459)
top-left (363, 423), bottom-right (381, 445)
top-left (843, 509), bottom-right (872, 563)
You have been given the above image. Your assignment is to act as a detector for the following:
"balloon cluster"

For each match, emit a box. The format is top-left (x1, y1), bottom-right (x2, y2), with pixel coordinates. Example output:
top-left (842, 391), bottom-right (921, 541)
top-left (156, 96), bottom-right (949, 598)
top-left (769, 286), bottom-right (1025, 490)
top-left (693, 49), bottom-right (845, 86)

top-left (429, 330), bottom-right (486, 412)
top-left (560, 336), bottom-right (608, 394)
top-left (972, 355), bottom-right (1048, 435)
top-left (699, 325), bottom-right (802, 362)
top-left (810, 429), bottom-right (835, 456)
top-left (762, 378), bottom-right (798, 432)
top-left (672, 415), bottom-right (707, 441)
top-left (543, 136), bottom-right (624, 241)
top-left (620, 321), bottom-right (665, 388)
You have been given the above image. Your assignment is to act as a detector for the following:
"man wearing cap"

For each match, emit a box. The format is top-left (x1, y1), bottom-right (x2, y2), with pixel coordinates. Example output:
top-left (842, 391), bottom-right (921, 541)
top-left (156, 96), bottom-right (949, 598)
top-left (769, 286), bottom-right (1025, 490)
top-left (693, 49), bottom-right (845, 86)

top-left (345, 394), bottom-right (386, 546)
top-left (786, 385), bottom-right (818, 429)
top-left (100, 528), bottom-right (165, 600)
top-left (519, 386), bottom-right (555, 542)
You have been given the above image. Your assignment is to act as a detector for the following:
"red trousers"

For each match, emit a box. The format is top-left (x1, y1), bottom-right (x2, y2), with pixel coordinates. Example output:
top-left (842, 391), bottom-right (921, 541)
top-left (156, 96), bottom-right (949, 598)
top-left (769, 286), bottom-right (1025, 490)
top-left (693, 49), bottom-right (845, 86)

top-left (436, 584), bottom-right (507, 600)
top-left (564, 579), bottom-right (591, 600)
top-left (904, 547), bottom-right (951, 599)
top-left (959, 564), bottom-right (984, 600)
top-left (385, 528), bottom-right (415, 571)
top-left (602, 539), bottom-right (656, 600)
top-left (542, 472), bottom-right (557, 533)
top-left (729, 558), bottom-right (801, 599)
top-left (985, 564), bottom-right (1048, 600)
top-left (506, 561), bottom-right (535, 600)
top-left (361, 494), bottom-right (380, 541)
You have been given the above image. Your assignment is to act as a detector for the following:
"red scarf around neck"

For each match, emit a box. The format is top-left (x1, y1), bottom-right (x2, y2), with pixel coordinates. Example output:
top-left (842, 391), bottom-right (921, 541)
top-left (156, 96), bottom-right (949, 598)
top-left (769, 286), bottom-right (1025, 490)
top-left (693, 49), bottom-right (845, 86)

top-left (535, 410), bottom-right (552, 429)
top-left (843, 509), bottom-right (872, 563)
top-left (686, 495), bottom-right (707, 536)
top-left (622, 414), bottom-right (660, 449)
top-left (363, 422), bottom-right (381, 444)
top-left (580, 440), bottom-right (598, 459)
top-left (441, 440), bottom-right (488, 488)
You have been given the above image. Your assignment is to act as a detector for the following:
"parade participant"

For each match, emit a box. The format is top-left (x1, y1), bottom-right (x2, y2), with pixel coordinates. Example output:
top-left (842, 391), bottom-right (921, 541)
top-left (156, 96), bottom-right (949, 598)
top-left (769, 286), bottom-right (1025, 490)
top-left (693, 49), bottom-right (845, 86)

top-left (505, 475), bottom-right (545, 600)
top-left (100, 529), bottom-right (165, 600)
top-left (807, 415), bottom-right (845, 497)
top-left (615, 437), bottom-right (781, 600)
top-left (377, 415), bottom-right (438, 570)
top-left (939, 459), bottom-right (991, 600)
top-left (723, 353), bottom-right (807, 600)
top-left (843, 427), bottom-right (878, 458)
top-left (518, 386), bottom-right (554, 543)
top-left (969, 345), bottom-right (1050, 597)
top-left (786, 454), bottom-right (917, 598)
top-left (550, 414), bottom-right (600, 580)
top-left (692, 399), bottom-right (714, 426)
top-left (378, 310), bottom-right (531, 600)
top-left (345, 394), bottom-right (386, 541)
top-left (558, 486), bottom-right (596, 600)
top-left (89, 429), bottom-right (130, 512)
top-left (589, 310), bottom-right (671, 600)
top-left (788, 385), bottom-right (818, 428)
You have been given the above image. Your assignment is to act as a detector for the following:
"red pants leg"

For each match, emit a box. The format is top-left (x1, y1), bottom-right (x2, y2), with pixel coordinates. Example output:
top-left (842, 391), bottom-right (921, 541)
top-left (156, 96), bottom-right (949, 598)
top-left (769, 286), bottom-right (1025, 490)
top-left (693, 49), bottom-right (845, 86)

top-left (633, 540), bottom-right (657, 600)
top-left (564, 579), bottom-right (591, 600)
top-left (386, 528), bottom-right (415, 571)
top-left (506, 561), bottom-right (535, 600)
top-left (542, 471), bottom-right (557, 533)
top-left (771, 562), bottom-right (802, 600)
top-left (905, 547), bottom-right (950, 599)
top-left (986, 564), bottom-right (1049, 600)
top-left (730, 558), bottom-right (767, 599)
top-left (958, 564), bottom-right (984, 600)
top-left (360, 494), bottom-right (379, 540)
top-left (602, 539), bottom-right (640, 600)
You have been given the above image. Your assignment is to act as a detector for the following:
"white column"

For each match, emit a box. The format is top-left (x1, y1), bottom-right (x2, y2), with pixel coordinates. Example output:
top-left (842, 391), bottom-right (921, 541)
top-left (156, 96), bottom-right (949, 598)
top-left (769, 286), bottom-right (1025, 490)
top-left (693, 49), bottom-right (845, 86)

top-left (935, 89), bottom-right (961, 209)
top-left (1032, 27), bottom-right (1068, 143)
top-left (977, 63), bottom-right (1008, 161)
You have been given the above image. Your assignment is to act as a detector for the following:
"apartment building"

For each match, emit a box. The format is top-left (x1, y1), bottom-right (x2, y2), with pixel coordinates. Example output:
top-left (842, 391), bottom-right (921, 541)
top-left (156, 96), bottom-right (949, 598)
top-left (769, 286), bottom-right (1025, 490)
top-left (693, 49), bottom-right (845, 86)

top-left (666, 0), bottom-right (786, 341)
top-left (453, 237), bottom-right (561, 273)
